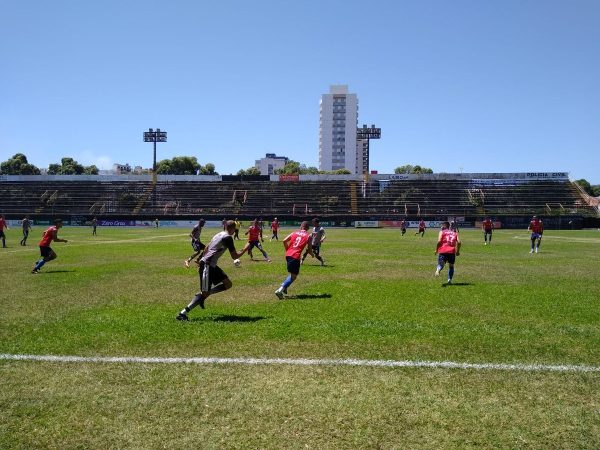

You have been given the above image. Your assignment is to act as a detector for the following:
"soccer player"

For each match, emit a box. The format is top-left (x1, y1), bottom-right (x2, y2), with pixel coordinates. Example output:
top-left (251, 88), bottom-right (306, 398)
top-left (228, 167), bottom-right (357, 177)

top-left (234, 218), bottom-right (241, 240)
top-left (31, 219), bottom-right (68, 274)
top-left (482, 217), bottom-right (494, 245)
top-left (244, 219), bottom-right (270, 261)
top-left (415, 218), bottom-right (426, 237)
top-left (91, 217), bottom-right (98, 236)
top-left (400, 218), bottom-right (407, 236)
top-left (176, 220), bottom-right (250, 320)
top-left (275, 221), bottom-right (313, 299)
top-left (20, 216), bottom-right (32, 246)
top-left (301, 218), bottom-right (326, 266)
top-left (270, 217), bottom-right (279, 241)
top-left (528, 215), bottom-right (544, 253)
top-left (0, 214), bottom-right (8, 248)
top-left (154, 218), bottom-right (159, 228)
top-left (434, 221), bottom-right (461, 285)
top-left (184, 219), bottom-right (206, 268)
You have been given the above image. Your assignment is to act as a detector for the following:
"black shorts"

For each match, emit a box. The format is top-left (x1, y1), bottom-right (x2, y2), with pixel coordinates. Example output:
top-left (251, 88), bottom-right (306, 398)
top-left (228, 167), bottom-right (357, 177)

top-left (198, 261), bottom-right (227, 292)
top-left (40, 246), bottom-right (53, 258)
top-left (286, 256), bottom-right (301, 275)
top-left (191, 239), bottom-right (205, 252)
top-left (0, 230), bottom-right (5, 238)
top-left (248, 240), bottom-right (263, 251)
top-left (438, 253), bottom-right (456, 265)
top-left (484, 229), bottom-right (492, 234)
top-left (311, 245), bottom-right (321, 256)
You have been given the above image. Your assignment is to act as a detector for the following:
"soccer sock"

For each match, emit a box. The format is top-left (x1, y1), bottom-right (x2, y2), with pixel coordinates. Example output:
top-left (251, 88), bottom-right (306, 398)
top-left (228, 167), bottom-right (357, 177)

top-left (448, 266), bottom-right (454, 280)
top-left (282, 275), bottom-right (294, 290)
top-left (34, 259), bottom-right (46, 270)
top-left (436, 264), bottom-right (443, 272)
top-left (182, 294), bottom-right (204, 313)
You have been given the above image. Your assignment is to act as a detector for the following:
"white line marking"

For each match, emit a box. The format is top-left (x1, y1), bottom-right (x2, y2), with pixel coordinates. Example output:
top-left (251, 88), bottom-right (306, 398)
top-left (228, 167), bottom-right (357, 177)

top-left (1, 353), bottom-right (598, 373)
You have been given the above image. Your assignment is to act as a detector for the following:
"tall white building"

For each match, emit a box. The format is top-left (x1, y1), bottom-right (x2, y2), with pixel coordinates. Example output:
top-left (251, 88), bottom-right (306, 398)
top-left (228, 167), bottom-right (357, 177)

top-left (319, 85), bottom-right (359, 174)
top-left (255, 153), bottom-right (288, 175)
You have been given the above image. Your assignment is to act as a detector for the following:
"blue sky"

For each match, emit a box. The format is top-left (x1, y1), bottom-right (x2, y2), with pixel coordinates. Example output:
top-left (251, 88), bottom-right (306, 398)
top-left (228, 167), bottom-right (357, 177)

top-left (1, 0), bottom-right (599, 182)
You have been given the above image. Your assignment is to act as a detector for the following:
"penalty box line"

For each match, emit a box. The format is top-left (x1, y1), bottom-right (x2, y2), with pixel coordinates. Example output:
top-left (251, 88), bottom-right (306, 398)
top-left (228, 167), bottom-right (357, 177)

top-left (1, 353), bottom-right (599, 373)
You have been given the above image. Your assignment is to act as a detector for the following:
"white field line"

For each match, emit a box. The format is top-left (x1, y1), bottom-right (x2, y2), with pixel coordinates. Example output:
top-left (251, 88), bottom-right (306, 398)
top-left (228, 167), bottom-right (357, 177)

top-left (512, 235), bottom-right (600, 244)
top-left (1, 353), bottom-right (599, 373)
top-left (0, 233), bottom-right (188, 254)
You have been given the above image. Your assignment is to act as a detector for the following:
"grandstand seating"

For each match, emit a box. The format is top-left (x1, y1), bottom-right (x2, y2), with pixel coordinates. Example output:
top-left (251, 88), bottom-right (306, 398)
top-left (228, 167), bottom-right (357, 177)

top-left (0, 177), bottom-right (596, 219)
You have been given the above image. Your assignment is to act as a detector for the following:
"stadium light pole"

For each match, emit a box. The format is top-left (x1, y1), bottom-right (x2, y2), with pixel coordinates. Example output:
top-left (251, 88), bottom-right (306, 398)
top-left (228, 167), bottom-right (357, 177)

top-left (143, 128), bottom-right (167, 173)
top-left (356, 124), bottom-right (381, 175)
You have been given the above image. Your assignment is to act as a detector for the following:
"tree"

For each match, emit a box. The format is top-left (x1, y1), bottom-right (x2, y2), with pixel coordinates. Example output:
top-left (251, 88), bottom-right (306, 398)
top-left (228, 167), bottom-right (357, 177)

top-left (576, 179), bottom-right (593, 195)
top-left (155, 156), bottom-right (217, 175)
top-left (237, 166), bottom-right (261, 176)
top-left (46, 157), bottom-right (98, 175)
top-left (0, 153), bottom-right (41, 175)
top-left (199, 163), bottom-right (218, 175)
top-left (394, 164), bottom-right (433, 174)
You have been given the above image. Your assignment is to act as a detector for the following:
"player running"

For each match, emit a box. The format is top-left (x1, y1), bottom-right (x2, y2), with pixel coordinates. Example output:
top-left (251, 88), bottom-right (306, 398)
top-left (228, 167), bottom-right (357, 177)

top-left (301, 218), bottom-right (326, 266)
top-left (31, 219), bottom-right (68, 274)
top-left (434, 221), bottom-right (461, 285)
top-left (400, 218), bottom-right (407, 236)
top-left (275, 221), bottom-right (313, 299)
top-left (528, 215), bottom-right (544, 253)
top-left (244, 219), bottom-right (270, 262)
top-left (415, 218), bottom-right (426, 237)
top-left (482, 217), bottom-right (494, 245)
top-left (184, 219), bottom-right (206, 268)
top-left (176, 220), bottom-right (250, 320)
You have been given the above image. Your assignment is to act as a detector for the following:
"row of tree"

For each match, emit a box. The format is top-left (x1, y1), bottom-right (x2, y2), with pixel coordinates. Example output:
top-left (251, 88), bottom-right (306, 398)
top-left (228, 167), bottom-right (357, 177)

top-left (1, 153), bottom-right (436, 177)
top-left (0, 154), bottom-right (99, 175)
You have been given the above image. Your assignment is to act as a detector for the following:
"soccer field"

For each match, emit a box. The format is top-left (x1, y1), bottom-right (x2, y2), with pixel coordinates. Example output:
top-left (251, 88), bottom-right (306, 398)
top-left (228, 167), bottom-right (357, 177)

top-left (1, 226), bottom-right (599, 448)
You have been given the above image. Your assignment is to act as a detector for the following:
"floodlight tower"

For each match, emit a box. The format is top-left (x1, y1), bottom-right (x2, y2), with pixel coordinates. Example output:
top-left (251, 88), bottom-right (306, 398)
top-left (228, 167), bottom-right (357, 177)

top-left (143, 128), bottom-right (167, 173)
top-left (356, 124), bottom-right (381, 175)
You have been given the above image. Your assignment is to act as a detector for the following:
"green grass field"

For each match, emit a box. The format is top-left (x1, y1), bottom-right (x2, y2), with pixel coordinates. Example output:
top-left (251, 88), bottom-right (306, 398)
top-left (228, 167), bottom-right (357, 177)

top-left (1, 225), bottom-right (599, 448)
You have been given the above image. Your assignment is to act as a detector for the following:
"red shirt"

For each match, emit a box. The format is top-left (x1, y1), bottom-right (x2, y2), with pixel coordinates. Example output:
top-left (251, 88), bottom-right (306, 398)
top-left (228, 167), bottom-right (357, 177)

top-left (0, 218), bottom-right (6, 231)
top-left (271, 221), bottom-right (279, 231)
top-left (529, 219), bottom-right (543, 234)
top-left (39, 225), bottom-right (58, 247)
top-left (418, 220), bottom-right (426, 230)
top-left (247, 225), bottom-right (261, 241)
top-left (437, 229), bottom-right (459, 254)
top-left (482, 219), bottom-right (493, 231)
top-left (285, 230), bottom-right (310, 260)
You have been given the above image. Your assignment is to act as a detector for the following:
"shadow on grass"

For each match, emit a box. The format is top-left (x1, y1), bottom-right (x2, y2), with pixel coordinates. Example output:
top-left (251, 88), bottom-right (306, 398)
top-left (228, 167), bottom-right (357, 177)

top-left (192, 315), bottom-right (267, 323)
top-left (441, 282), bottom-right (472, 287)
top-left (284, 293), bottom-right (332, 300)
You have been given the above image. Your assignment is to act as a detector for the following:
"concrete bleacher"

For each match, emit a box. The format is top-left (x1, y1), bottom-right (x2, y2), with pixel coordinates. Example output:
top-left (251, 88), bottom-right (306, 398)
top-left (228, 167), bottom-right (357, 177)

top-left (0, 173), bottom-right (596, 220)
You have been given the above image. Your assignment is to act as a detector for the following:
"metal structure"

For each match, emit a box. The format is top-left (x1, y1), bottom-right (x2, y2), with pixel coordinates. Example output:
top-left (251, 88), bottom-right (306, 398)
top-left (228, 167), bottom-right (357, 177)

top-left (356, 124), bottom-right (381, 175)
top-left (143, 128), bottom-right (167, 173)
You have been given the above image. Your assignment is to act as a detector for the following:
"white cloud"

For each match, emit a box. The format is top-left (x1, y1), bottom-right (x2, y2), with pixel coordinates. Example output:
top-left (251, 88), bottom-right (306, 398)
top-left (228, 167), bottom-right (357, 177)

top-left (76, 150), bottom-right (114, 170)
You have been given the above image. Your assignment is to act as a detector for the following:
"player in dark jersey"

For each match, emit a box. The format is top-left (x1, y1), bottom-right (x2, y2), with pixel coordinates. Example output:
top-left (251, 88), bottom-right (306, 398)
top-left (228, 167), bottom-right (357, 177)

top-left (91, 217), bottom-right (98, 236)
top-left (275, 221), bottom-right (313, 299)
top-left (482, 217), bottom-right (494, 245)
top-left (301, 218), bottom-right (326, 266)
top-left (528, 215), bottom-right (544, 253)
top-left (31, 219), bottom-right (68, 274)
top-left (400, 218), bottom-right (407, 236)
top-left (434, 221), bottom-right (461, 285)
top-left (176, 221), bottom-right (250, 320)
top-left (184, 219), bottom-right (206, 268)
top-left (415, 219), bottom-right (426, 237)
top-left (20, 216), bottom-right (32, 246)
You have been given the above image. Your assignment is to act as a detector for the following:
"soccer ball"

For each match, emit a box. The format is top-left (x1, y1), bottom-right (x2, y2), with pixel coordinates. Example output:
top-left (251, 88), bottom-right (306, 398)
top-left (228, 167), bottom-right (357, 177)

top-left (233, 259), bottom-right (241, 267)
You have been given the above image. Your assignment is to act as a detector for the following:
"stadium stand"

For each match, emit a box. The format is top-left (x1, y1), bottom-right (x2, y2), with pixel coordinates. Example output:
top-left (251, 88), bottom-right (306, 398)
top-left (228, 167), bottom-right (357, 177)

top-left (0, 173), bottom-right (597, 225)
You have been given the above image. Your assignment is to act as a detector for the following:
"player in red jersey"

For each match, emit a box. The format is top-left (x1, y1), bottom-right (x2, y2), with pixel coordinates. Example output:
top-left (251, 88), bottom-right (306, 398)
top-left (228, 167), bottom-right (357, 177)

top-left (0, 214), bottom-right (8, 248)
top-left (270, 217), bottom-right (280, 241)
top-left (415, 218), bottom-right (426, 237)
top-left (400, 218), bottom-right (407, 236)
top-left (31, 219), bottom-right (68, 274)
top-left (528, 215), bottom-right (544, 253)
top-left (275, 221), bottom-right (313, 299)
top-left (434, 221), bottom-right (461, 285)
top-left (244, 219), bottom-right (270, 261)
top-left (482, 217), bottom-right (494, 245)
